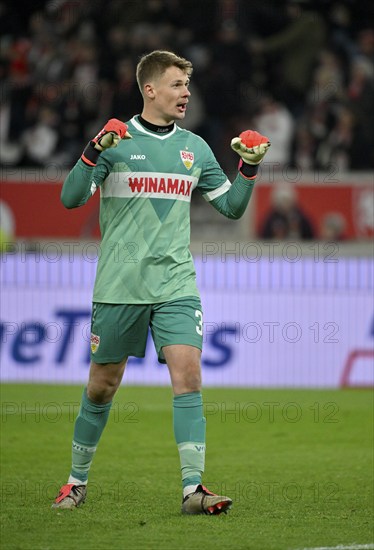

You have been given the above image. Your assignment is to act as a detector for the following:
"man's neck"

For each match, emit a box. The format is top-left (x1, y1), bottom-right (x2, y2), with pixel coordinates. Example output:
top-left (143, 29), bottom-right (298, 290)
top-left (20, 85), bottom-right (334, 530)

top-left (140, 107), bottom-right (175, 126)
top-left (138, 115), bottom-right (175, 134)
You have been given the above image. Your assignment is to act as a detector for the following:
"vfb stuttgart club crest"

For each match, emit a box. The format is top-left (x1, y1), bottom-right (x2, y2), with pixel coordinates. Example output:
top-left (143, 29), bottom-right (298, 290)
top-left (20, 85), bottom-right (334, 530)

top-left (180, 150), bottom-right (194, 170)
top-left (90, 333), bottom-right (100, 353)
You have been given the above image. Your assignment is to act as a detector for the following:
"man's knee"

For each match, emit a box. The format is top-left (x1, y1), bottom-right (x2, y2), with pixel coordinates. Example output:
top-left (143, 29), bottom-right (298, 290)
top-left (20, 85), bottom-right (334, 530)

top-left (174, 363), bottom-right (202, 394)
top-left (163, 344), bottom-right (202, 394)
top-left (87, 360), bottom-right (126, 403)
top-left (87, 379), bottom-right (117, 403)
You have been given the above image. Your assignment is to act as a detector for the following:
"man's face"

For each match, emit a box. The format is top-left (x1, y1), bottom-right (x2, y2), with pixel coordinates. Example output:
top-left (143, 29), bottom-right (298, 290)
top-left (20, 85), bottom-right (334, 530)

top-left (147, 66), bottom-right (191, 124)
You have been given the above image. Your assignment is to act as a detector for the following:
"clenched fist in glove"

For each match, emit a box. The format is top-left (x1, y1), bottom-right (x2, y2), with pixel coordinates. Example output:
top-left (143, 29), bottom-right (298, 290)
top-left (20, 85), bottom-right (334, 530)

top-left (231, 130), bottom-right (270, 165)
top-left (91, 118), bottom-right (132, 152)
top-left (81, 119), bottom-right (132, 167)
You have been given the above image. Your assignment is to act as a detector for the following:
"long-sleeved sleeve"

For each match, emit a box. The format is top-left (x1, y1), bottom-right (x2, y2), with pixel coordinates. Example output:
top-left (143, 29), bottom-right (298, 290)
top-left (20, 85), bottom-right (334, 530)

top-left (209, 172), bottom-right (256, 220)
top-left (61, 160), bottom-right (96, 209)
top-left (196, 136), bottom-right (258, 220)
top-left (61, 155), bottom-right (111, 209)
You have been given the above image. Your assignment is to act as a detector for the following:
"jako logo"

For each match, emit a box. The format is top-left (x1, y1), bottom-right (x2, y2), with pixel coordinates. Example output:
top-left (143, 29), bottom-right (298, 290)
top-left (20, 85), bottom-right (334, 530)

top-left (130, 154), bottom-right (146, 160)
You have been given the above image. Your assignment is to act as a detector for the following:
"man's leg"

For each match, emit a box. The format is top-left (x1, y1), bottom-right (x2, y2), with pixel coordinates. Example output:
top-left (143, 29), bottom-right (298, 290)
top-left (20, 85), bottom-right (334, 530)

top-left (52, 359), bottom-right (127, 509)
top-left (164, 344), bottom-right (232, 515)
top-left (164, 344), bottom-right (204, 491)
top-left (70, 359), bottom-right (127, 482)
top-left (52, 301), bottom-right (150, 509)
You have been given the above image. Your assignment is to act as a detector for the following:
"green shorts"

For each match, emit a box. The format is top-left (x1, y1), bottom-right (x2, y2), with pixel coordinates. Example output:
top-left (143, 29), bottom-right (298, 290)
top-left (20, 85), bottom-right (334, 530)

top-left (90, 296), bottom-right (203, 364)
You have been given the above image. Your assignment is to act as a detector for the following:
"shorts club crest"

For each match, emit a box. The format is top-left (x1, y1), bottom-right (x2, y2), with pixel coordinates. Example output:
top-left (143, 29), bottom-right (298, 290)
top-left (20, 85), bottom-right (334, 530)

top-left (90, 333), bottom-right (100, 353)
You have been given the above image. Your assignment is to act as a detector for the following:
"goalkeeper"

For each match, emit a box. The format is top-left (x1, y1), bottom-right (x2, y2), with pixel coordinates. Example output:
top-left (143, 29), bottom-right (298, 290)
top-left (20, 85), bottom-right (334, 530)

top-left (52, 50), bottom-right (270, 515)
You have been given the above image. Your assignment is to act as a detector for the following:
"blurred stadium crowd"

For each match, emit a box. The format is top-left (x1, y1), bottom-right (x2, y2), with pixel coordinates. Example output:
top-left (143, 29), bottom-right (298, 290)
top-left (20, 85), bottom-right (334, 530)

top-left (0, 0), bottom-right (373, 174)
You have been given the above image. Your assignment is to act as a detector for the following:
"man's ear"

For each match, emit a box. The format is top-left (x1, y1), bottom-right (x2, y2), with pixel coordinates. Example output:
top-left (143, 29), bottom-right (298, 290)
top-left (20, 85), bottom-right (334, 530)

top-left (144, 83), bottom-right (155, 99)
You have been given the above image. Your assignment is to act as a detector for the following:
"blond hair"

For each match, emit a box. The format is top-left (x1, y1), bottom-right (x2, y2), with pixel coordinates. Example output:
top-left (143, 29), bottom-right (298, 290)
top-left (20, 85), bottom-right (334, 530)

top-left (136, 50), bottom-right (193, 94)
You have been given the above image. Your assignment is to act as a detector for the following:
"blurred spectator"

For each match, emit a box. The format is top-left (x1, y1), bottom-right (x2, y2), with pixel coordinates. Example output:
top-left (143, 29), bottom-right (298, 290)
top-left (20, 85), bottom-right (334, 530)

top-left (309, 49), bottom-right (345, 104)
top-left (253, 95), bottom-right (295, 169)
top-left (0, 101), bottom-right (23, 164)
top-left (260, 184), bottom-right (315, 240)
top-left (198, 19), bottom-right (249, 166)
top-left (296, 46), bottom-right (374, 170)
top-left (356, 28), bottom-right (374, 62)
top-left (54, 80), bottom-right (87, 165)
top-left (0, 0), bottom-right (373, 173)
top-left (99, 26), bottom-right (130, 81)
top-left (320, 212), bottom-right (347, 241)
top-left (22, 106), bottom-right (59, 165)
top-left (2, 36), bottom-right (33, 142)
top-left (109, 57), bottom-right (143, 121)
top-left (328, 2), bottom-right (358, 62)
top-left (347, 56), bottom-right (374, 168)
top-left (294, 124), bottom-right (315, 171)
top-left (315, 106), bottom-right (355, 171)
top-left (249, 0), bottom-right (327, 117)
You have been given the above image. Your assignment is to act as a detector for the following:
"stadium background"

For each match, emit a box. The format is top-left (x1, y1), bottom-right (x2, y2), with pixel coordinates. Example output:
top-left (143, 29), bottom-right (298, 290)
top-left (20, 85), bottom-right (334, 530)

top-left (0, 2), bottom-right (373, 550)
top-left (1, 0), bottom-right (373, 388)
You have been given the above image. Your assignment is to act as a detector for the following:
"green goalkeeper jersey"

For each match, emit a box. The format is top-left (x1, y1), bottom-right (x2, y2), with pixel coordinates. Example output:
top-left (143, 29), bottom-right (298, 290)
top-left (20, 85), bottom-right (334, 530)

top-left (61, 116), bottom-right (257, 304)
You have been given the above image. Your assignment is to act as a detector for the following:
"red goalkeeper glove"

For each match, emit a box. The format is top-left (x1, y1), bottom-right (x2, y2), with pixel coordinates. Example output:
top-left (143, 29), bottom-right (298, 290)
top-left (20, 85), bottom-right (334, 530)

top-left (91, 118), bottom-right (132, 151)
top-left (231, 130), bottom-right (271, 165)
top-left (81, 118), bottom-right (132, 167)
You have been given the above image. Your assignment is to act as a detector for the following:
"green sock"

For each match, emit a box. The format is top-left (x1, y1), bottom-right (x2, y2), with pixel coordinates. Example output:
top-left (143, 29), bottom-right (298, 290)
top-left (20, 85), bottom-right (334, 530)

top-left (173, 392), bottom-right (206, 489)
top-left (69, 388), bottom-right (112, 483)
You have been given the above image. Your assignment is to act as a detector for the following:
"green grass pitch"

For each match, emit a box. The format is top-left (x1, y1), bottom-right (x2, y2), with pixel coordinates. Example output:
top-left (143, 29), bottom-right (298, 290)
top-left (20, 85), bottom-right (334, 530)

top-left (1, 384), bottom-right (373, 550)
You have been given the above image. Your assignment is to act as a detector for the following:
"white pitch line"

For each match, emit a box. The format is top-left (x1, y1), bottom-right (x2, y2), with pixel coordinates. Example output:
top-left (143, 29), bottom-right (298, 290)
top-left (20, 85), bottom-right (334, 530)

top-left (295, 544), bottom-right (374, 550)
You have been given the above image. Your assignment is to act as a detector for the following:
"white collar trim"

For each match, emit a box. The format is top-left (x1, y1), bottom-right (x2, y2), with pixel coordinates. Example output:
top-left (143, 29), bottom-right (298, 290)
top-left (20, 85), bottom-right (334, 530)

top-left (130, 116), bottom-right (179, 140)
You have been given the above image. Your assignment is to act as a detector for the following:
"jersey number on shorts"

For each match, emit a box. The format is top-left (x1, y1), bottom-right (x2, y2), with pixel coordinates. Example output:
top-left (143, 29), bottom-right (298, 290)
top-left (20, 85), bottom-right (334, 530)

top-left (195, 310), bottom-right (203, 336)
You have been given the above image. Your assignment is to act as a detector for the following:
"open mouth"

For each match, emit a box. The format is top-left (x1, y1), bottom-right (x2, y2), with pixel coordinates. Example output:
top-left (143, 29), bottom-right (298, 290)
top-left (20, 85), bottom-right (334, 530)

top-left (177, 103), bottom-right (187, 112)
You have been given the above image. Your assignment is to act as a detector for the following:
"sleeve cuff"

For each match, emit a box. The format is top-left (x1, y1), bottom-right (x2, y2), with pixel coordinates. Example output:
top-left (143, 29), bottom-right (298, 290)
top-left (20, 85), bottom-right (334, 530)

top-left (81, 142), bottom-right (101, 167)
top-left (238, 159), bottom-right (259, 180)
